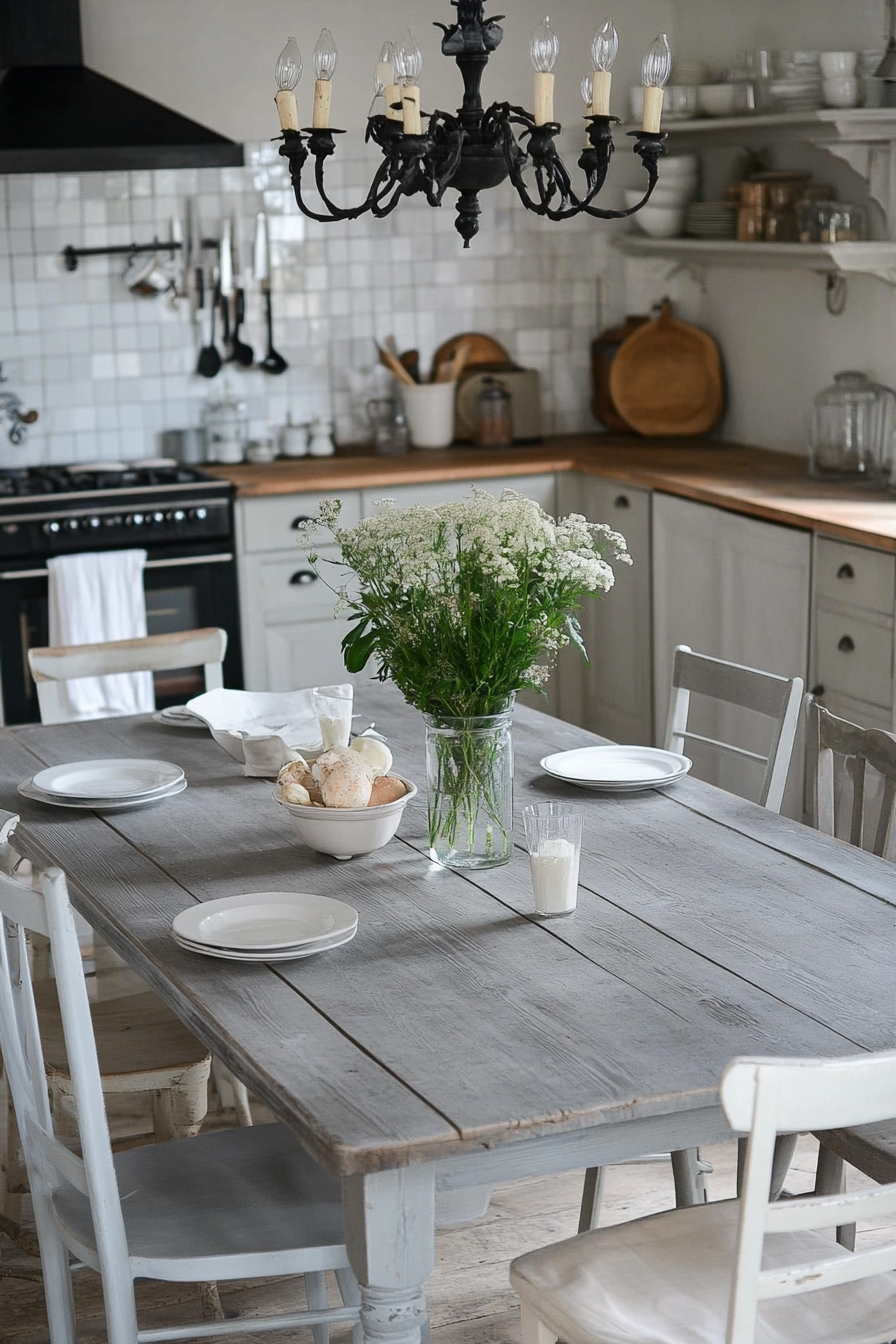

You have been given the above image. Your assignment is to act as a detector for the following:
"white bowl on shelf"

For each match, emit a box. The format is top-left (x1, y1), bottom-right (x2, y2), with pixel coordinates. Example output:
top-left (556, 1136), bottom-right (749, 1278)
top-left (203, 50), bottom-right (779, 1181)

top-left (661, 153), bottom-right (699, 177)
top-left (629, 203), bottom-right (686, 238)
top-left (273, 776), bottom-right (418, 859)
top-left (697, 83), bottom-right (739, 117)
top-left (628, 182), bottom-right (696, 208)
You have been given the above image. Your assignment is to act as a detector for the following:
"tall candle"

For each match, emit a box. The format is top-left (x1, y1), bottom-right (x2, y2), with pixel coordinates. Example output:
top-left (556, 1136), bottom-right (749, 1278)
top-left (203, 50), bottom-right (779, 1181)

top-left (313, 80), bottom-right (332, 128)
top-left (530, 17), bottom-right (559, 126)
top-left (402, 86), bottom-right (422, 135)
top-left (534, 71), bottom-right (554, 125)
top-left (641, 85), bottom-right (664, 132)
top-left (275, 89), bottom-right (299, 131)
top-left (592, 69), bottom-right (612, 116)
top-left (385, 83), bottom-right (403, 120)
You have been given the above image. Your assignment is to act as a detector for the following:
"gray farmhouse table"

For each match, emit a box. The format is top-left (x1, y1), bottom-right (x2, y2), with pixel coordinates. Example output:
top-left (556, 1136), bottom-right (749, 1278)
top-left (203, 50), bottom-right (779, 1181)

top-left (4, 682), bottom-right (896, 1344)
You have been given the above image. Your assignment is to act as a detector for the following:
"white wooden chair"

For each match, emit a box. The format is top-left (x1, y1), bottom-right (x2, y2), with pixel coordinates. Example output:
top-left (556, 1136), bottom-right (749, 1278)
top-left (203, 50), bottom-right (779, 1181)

top-left (0, 815), bottom-right (362, 1344)
top-left (28, 626), bottom-right (227, 725)
top-left (512, 1050), bottom-right (896, 1344)
top-left (665, 644), bottom-right (804, 813)
top-left (580, 646), bottom-right (804, 1232)
top-left (25, 625), bottom-right (253, 1130)
top-left (805, 696), bottom-right (896, 1250)
top-left (0, 813), bottom-right (211, 1233)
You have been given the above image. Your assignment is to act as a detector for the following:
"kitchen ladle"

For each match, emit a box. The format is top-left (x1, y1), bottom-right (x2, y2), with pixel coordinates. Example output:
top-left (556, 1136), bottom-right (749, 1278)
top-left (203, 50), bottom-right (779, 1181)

top-left (259, 280), bottom-right (288, 375)
top-left (229, 287), bottom-right (254, 367)
top-left (196, 270), bottom-right (222, 379)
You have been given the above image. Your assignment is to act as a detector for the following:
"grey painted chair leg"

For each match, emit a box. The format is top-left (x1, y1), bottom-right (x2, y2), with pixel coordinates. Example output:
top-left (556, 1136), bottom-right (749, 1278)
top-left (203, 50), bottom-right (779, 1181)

top-left (578, 1166), bottom-right (607, 1232)
top-left (814, 1141), bottom-right (856, 1250)
top-left (670, 1147), bottom-right (704, 1207)
top-left (335, 1266), bottom-right (364, 1344)
top-left (738, 1132), bottom-right (800, 1200)
top-left (306, 1269), bottom-right (330, 1344)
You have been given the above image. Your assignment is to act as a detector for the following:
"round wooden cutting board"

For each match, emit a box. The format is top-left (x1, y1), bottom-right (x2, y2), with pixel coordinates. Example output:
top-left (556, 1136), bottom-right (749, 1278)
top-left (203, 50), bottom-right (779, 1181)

top-left (608, 301), bottom-right (724, 436)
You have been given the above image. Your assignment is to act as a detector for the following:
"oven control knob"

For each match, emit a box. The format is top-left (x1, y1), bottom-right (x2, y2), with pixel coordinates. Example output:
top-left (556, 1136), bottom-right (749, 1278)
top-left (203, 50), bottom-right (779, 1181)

top-left (170, 509), bottom-right (186, 523)
top-left (42, 520), bottom-right (60, 534)
top-left (152, 511), bottom-right (165, 525)
top-left (87, 516), bottom-right (101, 529)
top-left (103, 515), bottom-right (122, 528)
top-left (190, 507), bottom-right (208, 522)
top-left (64, 518), bottom-right (80, 531)
top-left (125, 512), bottom-right (144, 527)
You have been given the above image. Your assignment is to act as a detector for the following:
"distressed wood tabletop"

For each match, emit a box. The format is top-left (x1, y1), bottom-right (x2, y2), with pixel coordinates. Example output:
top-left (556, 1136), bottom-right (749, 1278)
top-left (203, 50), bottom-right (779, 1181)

top-left (5, 683), bottom-right (894, 1179)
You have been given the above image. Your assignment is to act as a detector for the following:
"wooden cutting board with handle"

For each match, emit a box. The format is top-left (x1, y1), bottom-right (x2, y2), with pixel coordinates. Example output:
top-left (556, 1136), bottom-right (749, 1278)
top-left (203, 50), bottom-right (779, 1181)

top-left (608, 300), bottom-right (724, 437)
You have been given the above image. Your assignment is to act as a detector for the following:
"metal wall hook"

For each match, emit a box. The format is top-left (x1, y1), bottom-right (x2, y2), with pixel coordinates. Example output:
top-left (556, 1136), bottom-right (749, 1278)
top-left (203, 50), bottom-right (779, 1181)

top-left (825, 271), bottom-right (848, 315)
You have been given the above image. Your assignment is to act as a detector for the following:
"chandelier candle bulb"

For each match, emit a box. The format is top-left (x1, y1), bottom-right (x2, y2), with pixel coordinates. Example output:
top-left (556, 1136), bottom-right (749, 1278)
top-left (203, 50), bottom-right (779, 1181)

top-left (274, 35), bottom-right (302, 131)
top-left (641, 32), bottom-right (672, 132)
top-left (531, 15), bottom-right (559, 125)
top-left (591, 18), bottom-right (618, 116)
top-left (312, 28), bottom-right (338, 129)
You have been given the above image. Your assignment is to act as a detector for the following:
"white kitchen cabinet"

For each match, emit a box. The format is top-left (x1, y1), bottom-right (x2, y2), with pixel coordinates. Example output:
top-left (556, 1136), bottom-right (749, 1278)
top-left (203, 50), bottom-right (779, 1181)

top-left (651, 492), bottom-right (811, 817)
top-left (359, 473), bottom-right (556, 516)
top-left (556, 473), bottom-right (653, 744)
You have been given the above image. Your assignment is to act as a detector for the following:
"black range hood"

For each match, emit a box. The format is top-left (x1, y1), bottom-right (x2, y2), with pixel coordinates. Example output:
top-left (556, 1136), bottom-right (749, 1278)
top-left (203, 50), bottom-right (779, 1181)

top-left (0, 0), bottom-right (243, 173)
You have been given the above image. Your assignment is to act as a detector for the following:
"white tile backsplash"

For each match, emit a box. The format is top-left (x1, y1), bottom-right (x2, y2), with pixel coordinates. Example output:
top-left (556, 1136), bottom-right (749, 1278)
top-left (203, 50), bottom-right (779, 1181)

top-left (0, 135), bottom-right (612, 465)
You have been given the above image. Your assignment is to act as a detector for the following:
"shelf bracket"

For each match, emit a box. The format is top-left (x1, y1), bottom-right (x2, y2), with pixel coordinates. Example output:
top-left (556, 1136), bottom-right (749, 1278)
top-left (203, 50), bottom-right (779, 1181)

top-left (808, 135), bottom-right (896, 238)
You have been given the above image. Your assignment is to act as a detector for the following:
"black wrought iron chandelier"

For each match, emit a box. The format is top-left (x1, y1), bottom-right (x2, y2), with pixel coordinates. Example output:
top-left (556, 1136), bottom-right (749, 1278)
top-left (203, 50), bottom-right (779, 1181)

top-left (273, 4), bottom-right (671, 247)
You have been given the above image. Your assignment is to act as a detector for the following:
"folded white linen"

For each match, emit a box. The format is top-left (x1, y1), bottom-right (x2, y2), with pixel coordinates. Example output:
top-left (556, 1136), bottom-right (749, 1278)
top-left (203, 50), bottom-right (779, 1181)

top-left (47, 549), bottom-right (154, 720)
top-left (186, 684), bottom-right (353, 776)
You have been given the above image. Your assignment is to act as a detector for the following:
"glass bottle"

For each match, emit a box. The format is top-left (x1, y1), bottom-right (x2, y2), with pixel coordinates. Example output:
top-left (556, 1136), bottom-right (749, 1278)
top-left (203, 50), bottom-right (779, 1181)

top-left (810, 371), bottom-right (896, 481)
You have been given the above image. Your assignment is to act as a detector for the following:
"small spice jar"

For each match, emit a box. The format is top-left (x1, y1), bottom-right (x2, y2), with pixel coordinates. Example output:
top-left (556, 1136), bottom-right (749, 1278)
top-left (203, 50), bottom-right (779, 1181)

top-left (475, 378), bottom-right (513, 448)
top-left (737, 181), bottom-right (766, 242)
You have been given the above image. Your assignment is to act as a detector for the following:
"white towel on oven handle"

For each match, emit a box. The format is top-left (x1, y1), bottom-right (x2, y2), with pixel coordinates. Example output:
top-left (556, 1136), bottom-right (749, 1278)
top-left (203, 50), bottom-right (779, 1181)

top-left (47, 549), bottom-right (155, 720)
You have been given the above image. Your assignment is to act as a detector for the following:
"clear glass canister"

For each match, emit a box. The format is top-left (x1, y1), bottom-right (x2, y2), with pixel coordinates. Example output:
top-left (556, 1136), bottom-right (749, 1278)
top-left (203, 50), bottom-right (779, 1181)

top-left (475, 377), bottom-right (513, 448)
top-left (809, 371), bottom-right (896, 481)
top-left (202, 395), bottom-right (249, 464)
top-left (424, 701), bottom-right (514, 870)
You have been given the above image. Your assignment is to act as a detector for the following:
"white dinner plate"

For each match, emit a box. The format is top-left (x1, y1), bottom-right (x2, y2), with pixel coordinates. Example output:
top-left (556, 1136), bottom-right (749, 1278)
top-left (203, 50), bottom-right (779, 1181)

top-left (172, 891), bottom-right (359, 952)
top-left (172, 925), bottom-right (357, 962)
top-left (18, 777), bottom-right (188, 811)
top-left (539, 745), bottom-right (692, 791)
top-left (31, 758), bottom-right (184, 800)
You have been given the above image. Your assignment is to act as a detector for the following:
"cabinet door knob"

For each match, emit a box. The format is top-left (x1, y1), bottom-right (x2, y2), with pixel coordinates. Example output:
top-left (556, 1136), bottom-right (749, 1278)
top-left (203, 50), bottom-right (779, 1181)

top-left (290, 570), bottom-right (318, 586)
top-left (811, 684), bottom-right (825, 697)
top-left (290, 514), bottom-right (315, 530)
top-left (614, 495), bottom-right (630, 509)
top-left (837, 634), bottom-right (855, 653)
top-left (836, 563), bottom-right (855, 580)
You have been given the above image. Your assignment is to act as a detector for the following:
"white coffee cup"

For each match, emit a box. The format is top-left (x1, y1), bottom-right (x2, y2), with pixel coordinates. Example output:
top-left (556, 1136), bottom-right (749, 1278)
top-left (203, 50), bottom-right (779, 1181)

top-left (822, 75), bottom-right (860, 107)
top-left (819, 51), bottom-right (858, 78)
top-left (402, 381), bottom-right (456, 450)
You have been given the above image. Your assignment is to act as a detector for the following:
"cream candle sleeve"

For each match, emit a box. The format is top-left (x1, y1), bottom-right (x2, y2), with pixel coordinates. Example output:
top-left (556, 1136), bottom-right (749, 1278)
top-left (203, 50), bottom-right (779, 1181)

top-left (642, 85), bottom-right (664, 133)
top-left (402, 85), bottom-right (422, 135)
top-left (275, 89), bottom-right (299, 131)
top-left (592, 70), bottom-right (612, 116)
top-left (534, 71), bottom-right (554, 126)
top-left (385, 81), bottom-right (403, 120)
top-left (313, 79), bottom-right (332, 129)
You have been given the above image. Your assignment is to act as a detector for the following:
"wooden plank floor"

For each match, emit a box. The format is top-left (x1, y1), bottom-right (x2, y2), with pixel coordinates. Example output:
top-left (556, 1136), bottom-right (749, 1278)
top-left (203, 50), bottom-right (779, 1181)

top-left (0, 1071), bottom-right (852, 1344)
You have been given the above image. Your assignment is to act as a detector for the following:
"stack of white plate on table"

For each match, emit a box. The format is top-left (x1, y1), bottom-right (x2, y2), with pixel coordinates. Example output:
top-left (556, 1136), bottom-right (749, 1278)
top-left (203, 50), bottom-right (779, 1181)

top-left (18, 758), bottom-right (187, 811)
top-left (684, 201), bottom-right (738, 238)
top-left (171, 891), bottom-right (359, 962)
top-left (539, 745), bottom-right (692, 793)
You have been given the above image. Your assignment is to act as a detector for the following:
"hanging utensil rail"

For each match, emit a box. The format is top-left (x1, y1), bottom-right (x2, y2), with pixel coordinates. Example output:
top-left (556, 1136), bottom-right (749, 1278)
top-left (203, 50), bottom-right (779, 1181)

top-left (62, 237), bottom-right (221, 272)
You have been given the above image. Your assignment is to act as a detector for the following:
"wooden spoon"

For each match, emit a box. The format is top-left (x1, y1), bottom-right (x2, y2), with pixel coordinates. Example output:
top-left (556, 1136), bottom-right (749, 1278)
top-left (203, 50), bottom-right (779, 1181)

top-left (375, 340), bottom-right (416, 386)
top-left (434, 336), bottom-right (473, 383)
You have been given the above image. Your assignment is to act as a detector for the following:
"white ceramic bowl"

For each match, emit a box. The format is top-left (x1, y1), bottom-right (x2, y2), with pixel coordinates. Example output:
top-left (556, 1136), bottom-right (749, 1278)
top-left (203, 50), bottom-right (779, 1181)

top-left (273, 776), bottom-right (418, 859)
top-left (661, 153), bottom-right (699, 177)
top-left (630, 203), bottom-right (685, 238)
top-left (697, 83), bottom-right (738, 117)
top-left (819, 51), bottom-right (857, 78)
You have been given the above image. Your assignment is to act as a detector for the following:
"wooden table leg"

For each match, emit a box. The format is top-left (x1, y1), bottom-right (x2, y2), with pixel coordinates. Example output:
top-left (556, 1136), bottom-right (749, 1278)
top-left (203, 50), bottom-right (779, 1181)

top-left (343, 1165), bottom-right (435, 1344)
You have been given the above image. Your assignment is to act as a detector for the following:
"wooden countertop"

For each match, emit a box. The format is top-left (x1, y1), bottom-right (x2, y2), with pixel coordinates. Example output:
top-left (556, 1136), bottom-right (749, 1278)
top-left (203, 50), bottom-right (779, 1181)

top-left (208, 435), bottom-right (896, 554)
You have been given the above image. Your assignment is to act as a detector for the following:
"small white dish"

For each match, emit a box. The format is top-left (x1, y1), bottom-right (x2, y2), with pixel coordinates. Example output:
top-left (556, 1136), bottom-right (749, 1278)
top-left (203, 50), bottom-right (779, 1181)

top-left (18, 776), bottom-right (188, 811)
top-left (539, 746), bottom-right (692, 792)
top-left (172, 891), bottom-right (358, 952)
top-left (697, 83), bottom-right (738, 117)
top-left (273, 776), bottom-right (417, 859)
top-left (31, 758), bottom-right (184, 799)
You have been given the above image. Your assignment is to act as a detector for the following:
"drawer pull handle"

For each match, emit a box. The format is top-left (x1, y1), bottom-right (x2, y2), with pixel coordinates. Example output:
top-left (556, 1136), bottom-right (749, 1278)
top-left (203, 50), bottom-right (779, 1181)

top-left (290, 570), bottom-right (318, 586)
top-left (836, 563), bottom-right (855, 580)
top-left (290, 515), bottom-right (315, 530)
top-left (614, 495), bottom-right (630, 509)
top-left (837, 635), bottom-right (855, 653)
top-left (811, 684), bottom-right (825, 697)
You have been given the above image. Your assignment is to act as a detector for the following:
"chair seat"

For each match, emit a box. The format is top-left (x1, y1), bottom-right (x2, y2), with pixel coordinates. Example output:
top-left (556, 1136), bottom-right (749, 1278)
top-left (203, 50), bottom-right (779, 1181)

top-left (34, 985), bottom-right (210, 1079)
top-left (53, 1123), bottom-right (348, 1277)
top-left (816, 1124), bottom-right (896, 1187)
top-left (510, 1198), bottom-right (896, 1344)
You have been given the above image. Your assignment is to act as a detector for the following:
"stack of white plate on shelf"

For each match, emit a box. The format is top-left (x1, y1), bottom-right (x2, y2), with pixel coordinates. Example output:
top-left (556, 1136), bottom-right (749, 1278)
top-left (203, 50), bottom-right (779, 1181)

top-left (18, 758), bottom-right (187, 811)
top-left (171, 891), bottom-right (359, 962)
top-left (539, 745), bottom-right (692, 793)
top-left (684, 201), bottom-right (738, 238)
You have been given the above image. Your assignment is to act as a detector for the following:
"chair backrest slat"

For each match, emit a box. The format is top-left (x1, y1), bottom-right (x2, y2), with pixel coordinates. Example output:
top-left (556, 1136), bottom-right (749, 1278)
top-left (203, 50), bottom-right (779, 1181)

top-left (28, 627), bottom-right (228, 725)
top-left (808, 696), bottom-right (896, 857)
top-left (721, 1050), bottom-right (896, 1342)
top-left (664, 645), bottom-right (804, 813)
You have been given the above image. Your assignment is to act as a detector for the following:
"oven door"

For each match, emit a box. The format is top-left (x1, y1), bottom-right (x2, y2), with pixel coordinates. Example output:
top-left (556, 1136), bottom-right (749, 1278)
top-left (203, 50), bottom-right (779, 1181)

top-left (0, 546), bottom-right (243, 725)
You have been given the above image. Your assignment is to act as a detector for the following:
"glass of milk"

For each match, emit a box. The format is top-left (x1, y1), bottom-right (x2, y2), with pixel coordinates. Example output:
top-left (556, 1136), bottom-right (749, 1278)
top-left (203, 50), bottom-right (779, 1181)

top-left (523, 802), bottom-right (584, 917)
top-left (313, 686), bottom-right (354, 750)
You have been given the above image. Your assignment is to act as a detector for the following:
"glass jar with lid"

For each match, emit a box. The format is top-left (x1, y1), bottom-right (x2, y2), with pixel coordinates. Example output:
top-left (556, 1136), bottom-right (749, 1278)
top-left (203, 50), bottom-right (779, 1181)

top-left (809, 371), bottom-right (896, 481)
top-left (202, 394), bottom-right (249, 464)
top-left (475, 377), bottom-right (513, 448)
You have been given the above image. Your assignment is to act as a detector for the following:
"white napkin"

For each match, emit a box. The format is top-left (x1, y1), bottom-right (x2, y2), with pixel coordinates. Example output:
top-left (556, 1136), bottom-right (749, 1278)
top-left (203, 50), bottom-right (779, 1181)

top-left (47, 549), bottom-right (154, 721)
top-left (186, 684), bottom-right (353, 776)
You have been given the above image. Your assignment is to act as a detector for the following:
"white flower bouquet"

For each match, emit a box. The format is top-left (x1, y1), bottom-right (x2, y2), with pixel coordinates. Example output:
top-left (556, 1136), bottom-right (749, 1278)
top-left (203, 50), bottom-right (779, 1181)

top-left (302, 488), bottom-right (629, 867)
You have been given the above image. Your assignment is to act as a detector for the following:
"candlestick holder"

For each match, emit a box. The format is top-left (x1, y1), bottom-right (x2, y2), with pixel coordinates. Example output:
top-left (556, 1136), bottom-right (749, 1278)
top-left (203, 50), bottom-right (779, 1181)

top-left (277, 0), bottom-right (667, 246)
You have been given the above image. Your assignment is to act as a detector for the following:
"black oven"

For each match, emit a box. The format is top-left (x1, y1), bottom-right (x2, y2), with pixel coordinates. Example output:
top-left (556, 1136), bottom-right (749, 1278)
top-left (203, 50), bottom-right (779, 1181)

top-left (0, 465), bottom-right (243, 725)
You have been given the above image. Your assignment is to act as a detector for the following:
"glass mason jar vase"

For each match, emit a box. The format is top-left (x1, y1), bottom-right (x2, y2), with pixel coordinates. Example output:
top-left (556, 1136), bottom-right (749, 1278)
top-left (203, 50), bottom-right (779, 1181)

top-left (423, 700), bottom-right (514, 870)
